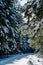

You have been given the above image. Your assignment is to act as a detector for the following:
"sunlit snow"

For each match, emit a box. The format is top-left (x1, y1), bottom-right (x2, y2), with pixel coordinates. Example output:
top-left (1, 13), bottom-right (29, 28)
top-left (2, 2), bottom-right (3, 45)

top-left (0, 53), bottom-right (43, 65)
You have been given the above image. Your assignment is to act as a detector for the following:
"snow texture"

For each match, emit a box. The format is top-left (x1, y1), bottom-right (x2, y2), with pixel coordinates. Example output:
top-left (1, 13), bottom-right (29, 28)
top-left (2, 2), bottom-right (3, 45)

top-left (0, 53), bottom-right (43, 65)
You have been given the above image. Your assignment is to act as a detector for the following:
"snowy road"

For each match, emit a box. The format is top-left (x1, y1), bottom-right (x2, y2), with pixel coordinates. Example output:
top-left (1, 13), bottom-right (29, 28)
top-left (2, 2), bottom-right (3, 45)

top-left (0, 53), bottom-right (43, 65)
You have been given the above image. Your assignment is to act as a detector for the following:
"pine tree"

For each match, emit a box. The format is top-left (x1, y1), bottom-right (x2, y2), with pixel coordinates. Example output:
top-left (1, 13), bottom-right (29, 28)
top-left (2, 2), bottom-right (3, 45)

top-left (0, 0), bottom-right (23, 56)
top-left (21, 0), bottom-right (43, 54)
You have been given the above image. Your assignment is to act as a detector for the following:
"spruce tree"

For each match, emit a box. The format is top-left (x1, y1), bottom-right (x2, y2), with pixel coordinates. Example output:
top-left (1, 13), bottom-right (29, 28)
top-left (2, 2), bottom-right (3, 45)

top-left (0, 0), bottom-right (23, 55)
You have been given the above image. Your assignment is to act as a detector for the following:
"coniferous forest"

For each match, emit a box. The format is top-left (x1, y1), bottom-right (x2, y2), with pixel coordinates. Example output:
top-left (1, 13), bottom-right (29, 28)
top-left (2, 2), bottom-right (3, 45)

top-left (0, 0), bottom-right (43, 58)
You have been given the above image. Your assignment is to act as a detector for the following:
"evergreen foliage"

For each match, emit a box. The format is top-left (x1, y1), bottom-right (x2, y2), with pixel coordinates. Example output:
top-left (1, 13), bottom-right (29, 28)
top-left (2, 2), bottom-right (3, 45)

top-left (0, 0), bottom-right (33, 56)
top-left (20, 0), bottom-right (43, 54)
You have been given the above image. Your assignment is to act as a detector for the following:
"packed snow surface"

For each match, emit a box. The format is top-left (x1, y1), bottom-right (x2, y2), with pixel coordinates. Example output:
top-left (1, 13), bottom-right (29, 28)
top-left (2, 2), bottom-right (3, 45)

top-left (0, 53), bottom-right (43, 65)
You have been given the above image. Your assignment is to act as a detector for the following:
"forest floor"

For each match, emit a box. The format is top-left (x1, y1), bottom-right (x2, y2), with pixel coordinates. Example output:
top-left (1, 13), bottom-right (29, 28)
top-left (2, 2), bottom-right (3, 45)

top-left (0, 53), bottom-right (43, 65)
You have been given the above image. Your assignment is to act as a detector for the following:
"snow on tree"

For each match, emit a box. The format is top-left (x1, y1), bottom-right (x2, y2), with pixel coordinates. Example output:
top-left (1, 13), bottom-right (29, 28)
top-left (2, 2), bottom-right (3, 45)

top-left (0, 0), bottom-right (22, 55)
top-left (20, 0), bottom-right (43, 54)
top-left (0, 0), bottom-right (33, 56)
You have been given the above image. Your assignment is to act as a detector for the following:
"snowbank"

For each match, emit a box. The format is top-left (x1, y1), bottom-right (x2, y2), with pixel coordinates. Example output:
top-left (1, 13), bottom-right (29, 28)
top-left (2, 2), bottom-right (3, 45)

top-left (0, 53), bottom-right (43, 65)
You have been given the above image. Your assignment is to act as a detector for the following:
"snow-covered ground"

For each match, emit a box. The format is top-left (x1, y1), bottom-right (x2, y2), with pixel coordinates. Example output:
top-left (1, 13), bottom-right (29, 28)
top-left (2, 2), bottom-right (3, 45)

top-left (0, 53), bottom-right (43, 65)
